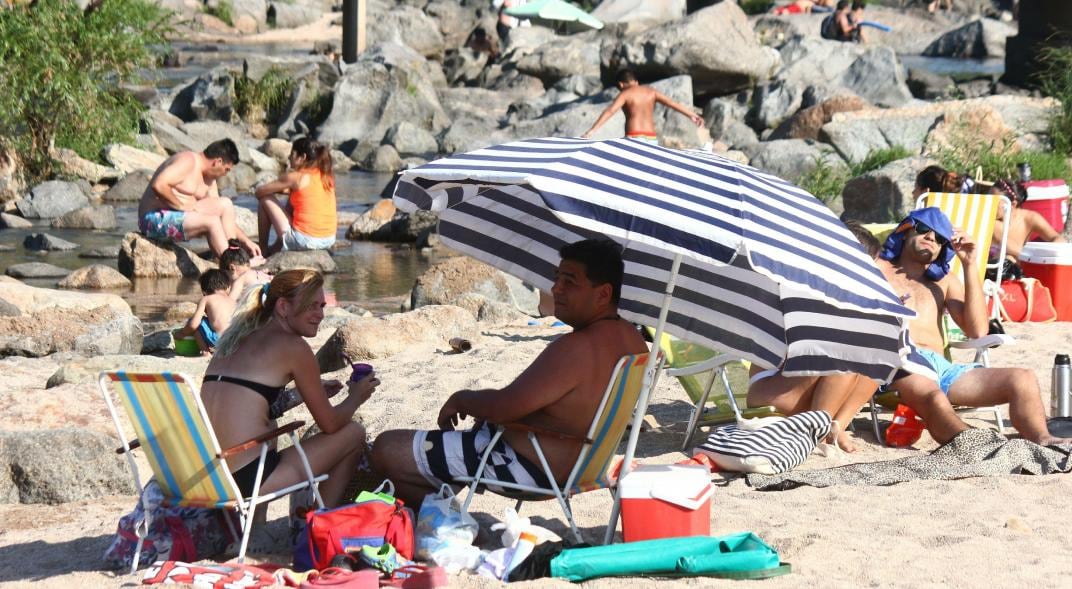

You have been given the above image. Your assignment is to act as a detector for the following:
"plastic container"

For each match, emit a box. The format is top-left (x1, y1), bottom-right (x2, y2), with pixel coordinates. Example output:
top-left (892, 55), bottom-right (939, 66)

top-left (172, 330), bottom-right (200, 357)
top-left (885, 404), bottom-right (925, 447)
top-left (350, 363), bottom-right (373, 383)
top-left (619, 464), bottom-right (713, 543)
top-left (1021, 179), bottom-right (1069, 236)
top-left (1019, 242), bottom-right (1072, 321)
top-left (502, 531), bottom-right (537, 581)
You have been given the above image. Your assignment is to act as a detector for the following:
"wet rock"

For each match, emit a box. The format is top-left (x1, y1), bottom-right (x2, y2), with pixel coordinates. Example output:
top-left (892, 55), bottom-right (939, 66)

top-left (79, 248), bottom-right (119, 259)
top-left (383, 122), bottom-right (439, 158)
top-left (165, 301), bottom-right (199, 323)
top-left (0, 212), bottom-right (33, 229)
top-left (117, 232), bottom-right (214, 278)
top-left (316, 305), bottom-right (478, 370)
top-left (23, 233), bottom-right (79, 251)
top-left (50, 205), bottom-right (117, 230)
top-left (0, 276), bottom-right (131, 315)
top-left (411, 256), bottom-right (540, 316)
top-left (57, 265), bottom-right (132, 290)
top-left (103, 169), bottom-right (153, 202)
top-left (0, 429), bottom-right (135, 504)
top-left (103, 143), bottom-right (167, 174)
top-left (16, 180), bottom-right (89, 219)
top-left (261, 250), bottom-right (338, 274)
top-left (5, 263), bottom-right (71, 279)
top-left (0, 304), bottom-right (143, 358)
top-left (346, 200), bottom-right (399, 239)
top-left (366, 144), bottom-right (404, 173)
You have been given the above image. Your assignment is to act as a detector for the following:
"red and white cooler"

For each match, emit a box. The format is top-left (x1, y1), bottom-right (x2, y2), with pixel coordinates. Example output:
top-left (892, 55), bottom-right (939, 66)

top-left (1021, 180), bottom-right (1069, 236)
top-left (1020, 242), bottom-right (1072, 321)
top-left (619, 464), bottom-right (713, 542)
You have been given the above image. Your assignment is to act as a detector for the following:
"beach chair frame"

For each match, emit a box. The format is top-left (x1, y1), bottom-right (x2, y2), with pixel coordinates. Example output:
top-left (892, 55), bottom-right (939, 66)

top-left (457, 353), bottom-right (654, 545)
top-left (99, 371), bottom-right (327, 573)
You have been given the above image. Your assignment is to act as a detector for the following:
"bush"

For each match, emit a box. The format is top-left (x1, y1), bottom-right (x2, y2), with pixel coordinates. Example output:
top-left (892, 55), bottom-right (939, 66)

top-left (0, 0), bottom-right (171, 181)
top-left (234, 67), bottom-right (295, 124)
top-left (798, 146), bottom-right (912, 204)
top-left (739, 0), bottom-right (775, 14)
top-left (931, 118), bottom-right (1072, 185)
top-left (849, 146), bottom-right (912, 176)
top-left (203, 0), bottom-right (234, 26)
top-left (1040, 46), bottom-right (1072, 156)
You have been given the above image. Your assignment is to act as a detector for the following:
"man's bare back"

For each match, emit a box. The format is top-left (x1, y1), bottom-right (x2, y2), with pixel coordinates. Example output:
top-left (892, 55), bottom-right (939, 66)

top-left (582, 70), bottom-right (703, 140)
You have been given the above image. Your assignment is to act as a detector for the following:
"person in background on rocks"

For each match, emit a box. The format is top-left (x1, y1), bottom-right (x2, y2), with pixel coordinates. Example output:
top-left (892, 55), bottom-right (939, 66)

top-left (464, 26), bottom-right (499, 60)
top-left (927, 0), bottom-right (952, 13)
top-left (138, 139), bottom-right (261, 260)
top-left (176, 269), bottom-right (237, 355)
top-left (254, 137), bottom-right (338, 255)
top-left (826, 0), bottom-right (861, 42)
top-left (201, 269), bottom-right (373, 507)
top-left (493, 0), bottom-right (528, 45)
top-left (220, 238), bottom-right (273, 301)
top-left (989, 178), bottom-right (1065, 277)
top-left (770, 0), bottom-right (835, 15)
top-left (581, 69), bottom-right (704, 143)
top-left (913, 164), bottom-right (975, 196)
top-left (849, 0), bottom-right (868, 43)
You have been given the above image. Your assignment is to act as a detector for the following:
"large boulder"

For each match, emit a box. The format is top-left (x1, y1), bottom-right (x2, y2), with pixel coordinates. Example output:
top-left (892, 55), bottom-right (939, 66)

top-left (182, 121), bottom-right (252, 163)
top-left (229, 0), bottom-right (268, 33)
top-left (922, 18), bottom-right (1017, 59)
top-left (46, 354), bottom-right (209, 388)
top-left (145, 109), bottom-right (202, 155)
top-left (0, 304), bottom-right (142, 357)
top-left (167, 69), bottom-right (237, 123)
top-left (516, 34), bottom-right (602, 86)
top-left (117, 232), bottom-right (214, 278)
top-left (600, 2), bottom-right (779, 95)
top-left (50, 205), bottom-right (117, 230)
top-left (353, 210), bottom-right (438, 243)
top-left (5, 263), bottom-right (70, 279)
top-left (841, 156), bottom-right (938, 223)
top-left (103, 144), bottom-right (167, 174)
top-left (591, 0), bottom-right (685, 24)
top-left (383, 121), bottom-right (439, 158)
top-left (267, 1), bottom-right (322, 28)
top-left (776, 37), bottom-right (912, 108)
top-left (23, 233), bottom-right (79, 251)
top-left (741, 139), bottom-right (844, 183)
top-left (0, 212), bottom-right (32, 229)
top-left (260, 250), bottom-right (338, 274)
top-left (316, 305), bottom-right (478, 370)
top-left (318, 43), bottom-right (451, 154)
top-left (749, 79), bottom-right (803, 131)
top-left (51, 147), bottom-right (121, 184)
top-left (346, 200), bottom-right (400, 239)
top-left (770, 94), bottom-right (870, 141)
top-left (0, 276), bottom-right (131, 315)
top-left (410, 256), bottom-right (540, 316)
top-left (103, 169), bottom-right (153, 202)
top-left (368, 6), bottom-right (447, 60)
top-left (0, 429), bottom-right (135, 504)
top-left (57, 265), bottom-right (132, 290)
top-left (16, 180), bottom-right (89, 219)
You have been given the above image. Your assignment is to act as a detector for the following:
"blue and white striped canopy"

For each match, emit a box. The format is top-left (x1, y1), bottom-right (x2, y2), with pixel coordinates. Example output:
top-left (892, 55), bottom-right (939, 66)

top-left (394, 137), bottom-right (917, 382)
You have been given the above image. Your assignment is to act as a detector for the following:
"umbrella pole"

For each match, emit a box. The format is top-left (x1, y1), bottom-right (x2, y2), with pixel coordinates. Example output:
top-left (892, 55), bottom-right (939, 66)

top-left (605, 252), bottom-right (681, 544)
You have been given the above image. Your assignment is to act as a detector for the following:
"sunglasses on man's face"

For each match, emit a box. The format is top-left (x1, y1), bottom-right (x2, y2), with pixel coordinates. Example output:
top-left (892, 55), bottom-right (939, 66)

top-left (912, 221), bottom-right (948, 246)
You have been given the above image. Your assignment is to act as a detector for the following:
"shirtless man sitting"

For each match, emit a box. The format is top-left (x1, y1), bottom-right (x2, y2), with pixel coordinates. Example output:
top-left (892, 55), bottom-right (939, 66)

top-left (371, 239), bottom-right (649, 506)
top-left (878, 207), bottom-right (1068, 446)
top-left (990, 178), bottom-right (1065, 266)
top-left (138, 139), bottom-right (260, 259)
top-left (581, 69), bottom-right (704, 143)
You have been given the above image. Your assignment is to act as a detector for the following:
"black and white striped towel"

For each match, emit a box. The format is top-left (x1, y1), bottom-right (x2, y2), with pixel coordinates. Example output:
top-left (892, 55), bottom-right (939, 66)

top-left (697, 411), bottom-right (832, 474)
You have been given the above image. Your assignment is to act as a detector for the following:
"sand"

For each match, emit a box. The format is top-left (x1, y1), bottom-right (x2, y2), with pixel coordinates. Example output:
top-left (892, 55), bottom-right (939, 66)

top-left (2, 319), bottom-right (1072, 588)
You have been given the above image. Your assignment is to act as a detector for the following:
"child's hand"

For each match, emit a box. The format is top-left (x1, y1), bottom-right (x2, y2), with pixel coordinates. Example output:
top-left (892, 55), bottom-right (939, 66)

top-left (347, 373), bottom-right (379, 406)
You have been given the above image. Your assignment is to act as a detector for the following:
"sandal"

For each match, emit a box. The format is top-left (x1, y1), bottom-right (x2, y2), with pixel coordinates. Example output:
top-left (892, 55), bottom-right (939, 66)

top-left (378, 565), bottom-right (448, 589)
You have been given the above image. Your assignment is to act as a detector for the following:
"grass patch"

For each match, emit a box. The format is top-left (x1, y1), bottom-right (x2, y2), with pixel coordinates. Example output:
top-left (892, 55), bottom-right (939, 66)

top-left (203, 0), bottom-right (233, 26)
top-left (799, 146), bottom-right (913, 204)
top-left (1040, 45), bottom-right (1072, 156)
top-left (739, 0), bottom-right (775, 14)
top-left (931, 118), bottom-right (1072, 186)
top-left (234, 66), bottom-right (295, 124)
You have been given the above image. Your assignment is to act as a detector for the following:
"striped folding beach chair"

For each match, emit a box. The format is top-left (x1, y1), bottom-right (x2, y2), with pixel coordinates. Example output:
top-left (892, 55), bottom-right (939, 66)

top-left (99, 371), bottom-right (327, 572)
top-left (458, 353), bottom-right (655, 545)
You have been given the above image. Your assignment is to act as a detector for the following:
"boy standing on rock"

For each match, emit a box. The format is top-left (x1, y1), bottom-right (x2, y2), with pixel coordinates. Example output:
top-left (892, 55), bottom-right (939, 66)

top-left (581, 69), bottom-right (704, 143)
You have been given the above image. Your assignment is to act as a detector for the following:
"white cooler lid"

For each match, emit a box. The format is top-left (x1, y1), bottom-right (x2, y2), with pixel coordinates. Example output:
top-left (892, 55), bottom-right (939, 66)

top-left (1019, 241), bottom-right (1072, 264)
top-left (619, 464), bottom-right (713, 509)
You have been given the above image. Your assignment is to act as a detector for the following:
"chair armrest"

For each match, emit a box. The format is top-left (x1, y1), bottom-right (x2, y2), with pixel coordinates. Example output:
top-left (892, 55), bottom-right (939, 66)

top-left (666, 354), bottom-right (745, 378)
top-left (948, 333), bottom-right (1016, 350)
top-left (219, 421), bottom-right (306, 459)
top-left (115, 438), bottom-right (141, 454)
top-left (496, 422), bottom-right (592, 444)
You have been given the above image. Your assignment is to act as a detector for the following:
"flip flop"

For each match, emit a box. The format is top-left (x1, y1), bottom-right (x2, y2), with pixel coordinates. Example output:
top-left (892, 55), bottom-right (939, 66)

top-left (378, 565), bottom-right (447, 589)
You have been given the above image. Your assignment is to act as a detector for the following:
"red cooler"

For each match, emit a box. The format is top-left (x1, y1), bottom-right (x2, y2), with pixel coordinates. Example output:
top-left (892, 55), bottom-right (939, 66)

top-left (1021, 180), bottom-right (1069, 235)
top-left (619, 464), bottom-right (713, 542)
top-left (1020, 242), bottom-right (1072, 321)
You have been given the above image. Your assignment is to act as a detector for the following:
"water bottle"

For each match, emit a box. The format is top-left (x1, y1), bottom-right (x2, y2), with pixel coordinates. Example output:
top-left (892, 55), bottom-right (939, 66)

top-left (1051, 354), bottom-right (1071, 418)
top-left (1018, 162), bottom-right (1032, 183)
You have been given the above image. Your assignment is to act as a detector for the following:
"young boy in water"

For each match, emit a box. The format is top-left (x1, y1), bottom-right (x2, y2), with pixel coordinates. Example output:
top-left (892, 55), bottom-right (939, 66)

top-left (177, 269), bottom-right (236, 354)
top-left (219, 239), bottom-right (272, 301)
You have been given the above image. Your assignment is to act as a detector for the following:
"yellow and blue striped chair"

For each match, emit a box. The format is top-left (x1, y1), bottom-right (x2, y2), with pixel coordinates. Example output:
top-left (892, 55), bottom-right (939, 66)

top-left (457, 353), bottom-right (654, 545)
top-left (99, 371), bottom-right (327, 572)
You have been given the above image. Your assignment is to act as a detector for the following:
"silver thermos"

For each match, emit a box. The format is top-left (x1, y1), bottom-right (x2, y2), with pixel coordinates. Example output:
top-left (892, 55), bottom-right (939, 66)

top-left (1052, 354), bottom-right (1071, 418)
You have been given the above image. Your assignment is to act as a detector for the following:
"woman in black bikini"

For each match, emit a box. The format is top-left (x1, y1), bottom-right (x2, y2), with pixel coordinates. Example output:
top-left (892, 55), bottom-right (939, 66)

top-left (201, 269), bottom-right (375, 507)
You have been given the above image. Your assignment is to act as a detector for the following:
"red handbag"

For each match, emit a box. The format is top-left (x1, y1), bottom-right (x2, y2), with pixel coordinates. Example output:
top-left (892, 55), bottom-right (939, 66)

top-left (993, 278), bottom-right (1058, 323)
top-left (303, 481), bottom-right (415, 572)
top-left (299, 568), bottom-right (380, 588)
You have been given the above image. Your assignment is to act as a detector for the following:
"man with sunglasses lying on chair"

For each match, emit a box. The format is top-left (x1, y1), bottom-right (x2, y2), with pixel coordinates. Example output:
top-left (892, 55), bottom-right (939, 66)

top-left (878, 208), bottom-right (1069, 446)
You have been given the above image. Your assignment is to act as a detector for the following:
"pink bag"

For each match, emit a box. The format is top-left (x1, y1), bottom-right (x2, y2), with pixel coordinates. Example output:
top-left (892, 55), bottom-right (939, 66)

top-left (299, 568), bottom-right (380, 588)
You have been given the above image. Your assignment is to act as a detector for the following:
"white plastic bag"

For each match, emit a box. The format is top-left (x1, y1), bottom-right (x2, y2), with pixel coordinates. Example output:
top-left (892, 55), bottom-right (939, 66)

top-left (415, 485), bottom-right (481, 571)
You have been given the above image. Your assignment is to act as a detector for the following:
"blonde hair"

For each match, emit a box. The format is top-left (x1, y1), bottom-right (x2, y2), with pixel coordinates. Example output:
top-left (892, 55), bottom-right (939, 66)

top-left (214, 269), bottom-right (325, 357)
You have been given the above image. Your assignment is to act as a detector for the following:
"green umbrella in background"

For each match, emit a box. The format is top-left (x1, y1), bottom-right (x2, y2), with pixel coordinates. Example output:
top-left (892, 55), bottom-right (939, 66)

top-left (504, 0), bottom-right (604, 31)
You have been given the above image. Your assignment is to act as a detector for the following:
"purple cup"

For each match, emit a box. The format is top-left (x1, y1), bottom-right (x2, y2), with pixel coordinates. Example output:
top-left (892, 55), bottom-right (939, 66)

top-left (350, 363), bottom-right (374, 383)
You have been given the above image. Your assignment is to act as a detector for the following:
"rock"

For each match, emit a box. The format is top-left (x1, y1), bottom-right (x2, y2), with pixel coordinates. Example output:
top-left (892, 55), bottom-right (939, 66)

top-left (51, 147), bottom-right (121, 184)
top-left (141, 329), bottom-right (174, 354)
top-left (318, 43), bottom-right (451, 153)
top-left (182, 121), bottom-right (252, 163)
top-left (262, 138), bottom-right (292, 162)
top-left (103, 169), bottom-right (153, 202)
top-left (79, 248), bottom-right (119, 259)
top-left (57, 265), bottom-right (132, 290)
top-left (168, 69), bottom-right (237, 123)
top-left (719, 120), bottom-right (760, 149)
top-left (261, 250), bottom-right (337, 274)
top-left (383, 122), bottom-right (439, 158)
top-left (955, 78), bottom-right (995, 100)
top-left (361, 210), bottom-right (438, 243)
top-left (165, 301), bottom-right (199, 323)
top-left (103, 144), bottom-right (167, 174)
top-left (16, 180), bottom-right (89, 219)
top-left (411, 256), bottom-right (540, 316)
top-left (0, 276), bottom-right (132, 315)
top-left (0, 145), bottom-right (25, 208)
top-left (0, 304), bottom-right (143, 358)
top-left (218, 162), bottom-right (257, 193)
top-left (23, 233), bottom-right (79, 251)
top-left (923, 18), bottom-right (1016, 59)
top-left (922, 105), bottom-right (1014, 160)
top-left (477, 299), bottom-right (531, 325)
top-left (552, 74), bottom-right (605, 97)
top-left (776, 37), bottom-right (912, 108)
top-left (316, 305), bottom-right (478, 370)
top-left (517, 34), bottom-right (601, 86)
top-left (0, 212), bottom-right (32, 229)
top-left (438, 117), bottom-right (514, 155)
top-left (0, 429), bottom-right (135, 504)
top-left (442, 47), bottom-right (491, 86)
top-left (750, 79), bottom-right (802, 131)
top-left (337, 211), bottom-right (360, 227)
top-left (368, 5), bottom-right (446, 60)
top-left (591, 0), bottom-right (685, 24)
top-left (346, 200), bottom-right (398, 239)
top-left (248, 147), bottom-right (282, 175)
top-left (233, 205), bottom-right (258, 239)
top-left (742, 139), bottom-right (844, 183)
top-left (117, 232), bottom-right (214, 278)
top-left (839, 46), bottom-right (914, 108)
top-left (146, 111), bottom-right (201, 155)
top-left (50, 205), bottom-right (117, 230)
top-left (319, 305), bottom-right (358, 330)
top-left (600, 2), bottom-right (779, 95)
top-left (366, 144), bottom-right (404, 173)
top-left (5, 263), bottom-right (71, 279)
top-left (0, 299), bottom-right (19, 317)
top-left (770, 94), bottom-right (870, 141)
top-left (907, 68), bottom-right (956, 101)
top-left (267, 1), bottom-right (321, 28)
top-left (841, 156), bottom-right (938, 223)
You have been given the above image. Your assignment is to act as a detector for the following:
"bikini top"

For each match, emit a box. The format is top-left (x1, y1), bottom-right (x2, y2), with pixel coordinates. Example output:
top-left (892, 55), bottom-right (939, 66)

top-left (203, 374), bottom-right (285, 408)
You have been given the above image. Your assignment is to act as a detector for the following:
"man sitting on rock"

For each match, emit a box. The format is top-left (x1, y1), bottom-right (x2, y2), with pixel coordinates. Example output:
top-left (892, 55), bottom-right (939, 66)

top-left (138, 138), bottom-right (260, 259)
top-left (878, 207), bottom-right (1069, 446)
top-left (371, 239), bottom-right (649, 506)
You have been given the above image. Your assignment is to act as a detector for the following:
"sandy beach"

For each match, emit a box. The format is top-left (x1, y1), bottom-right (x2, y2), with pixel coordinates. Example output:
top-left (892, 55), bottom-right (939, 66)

top-left (2, 315), bottom-right (1072, 588)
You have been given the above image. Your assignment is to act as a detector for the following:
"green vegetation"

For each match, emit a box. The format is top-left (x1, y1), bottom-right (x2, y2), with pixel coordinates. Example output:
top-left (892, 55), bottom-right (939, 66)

top-left (931, 118), bottom-right (1072, 186)
top-left (799, 146), bottom-right (913, 204)
top-left (234, 67), bottom-right (295, 124)
top-left (1040, 46), bottom-right (1072, 156)
top-left (0, 0), bottom-right (172, 181)
top-left (203, 0), bottom-right (234, 26)
top-left (739, 0), bottom-right (775, 14)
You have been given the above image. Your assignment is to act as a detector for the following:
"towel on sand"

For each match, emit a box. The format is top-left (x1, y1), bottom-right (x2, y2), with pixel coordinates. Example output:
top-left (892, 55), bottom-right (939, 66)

top-left (747, 429), bottom-right (1072, 491)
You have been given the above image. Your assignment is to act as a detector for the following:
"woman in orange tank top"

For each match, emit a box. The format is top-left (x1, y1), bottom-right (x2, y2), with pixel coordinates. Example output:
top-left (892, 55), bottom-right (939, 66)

top-left (255, 138), bottom-right (338, 255)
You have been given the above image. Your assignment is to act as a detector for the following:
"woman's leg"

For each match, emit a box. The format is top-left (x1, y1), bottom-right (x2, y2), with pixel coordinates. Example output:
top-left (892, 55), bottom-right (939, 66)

top-left (747, 371), bottom-right (820, 415)
top-left (260, 420), bottom-right (366, 507)
top-left (827, 375), bottom-right (878, 452)
top-left (256, 194), bottom-right (293, 254)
